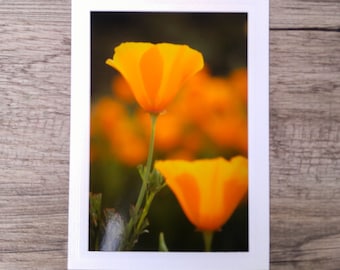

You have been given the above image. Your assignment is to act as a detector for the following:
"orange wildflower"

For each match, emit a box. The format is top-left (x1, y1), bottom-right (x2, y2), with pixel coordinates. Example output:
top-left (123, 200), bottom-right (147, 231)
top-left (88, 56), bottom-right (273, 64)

top-left (110, 118), bottom-right (148, 167)
top-left (155, 156), bottom-right (248, 231)
top-left (90, 97), bottom-right (125, 137)
top-left (178, 69), bottom-right (248, 154)
top-left (90, 97), bottom-right (148, 166)
top-left (106, 42), bottom-right (204, 114)
top-left (229, 67), bottom-right (248, 104)
top-left (137, 110), bottom-right (183, 153)
top-left (111, 75), bottom-right (135, 104)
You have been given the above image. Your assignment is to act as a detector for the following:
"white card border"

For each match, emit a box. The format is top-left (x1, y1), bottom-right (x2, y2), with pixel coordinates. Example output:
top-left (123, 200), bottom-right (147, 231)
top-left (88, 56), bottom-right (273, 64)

top-left (68, 0), bottom-right (269, 269)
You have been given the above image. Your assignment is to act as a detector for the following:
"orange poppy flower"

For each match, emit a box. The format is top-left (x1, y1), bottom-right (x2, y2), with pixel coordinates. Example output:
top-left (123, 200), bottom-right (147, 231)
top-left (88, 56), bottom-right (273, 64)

top-left (106, 42), bottom-right (204, 114)
top-left (155, 156), bottom-right (248, 231)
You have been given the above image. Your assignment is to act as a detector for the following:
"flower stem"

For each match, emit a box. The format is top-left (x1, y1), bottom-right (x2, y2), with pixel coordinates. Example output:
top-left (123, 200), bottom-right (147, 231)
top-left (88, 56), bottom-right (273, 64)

top-left (202, 231), bottom-right (214, 252)
top-left (136, 191), bottom-right (156, 232)
top-left (121, 114), bottom-right (158, 250)
top-left (134, 114), bottom-right (157, 213)
top-left (146, 114), bottom-right (157, 181)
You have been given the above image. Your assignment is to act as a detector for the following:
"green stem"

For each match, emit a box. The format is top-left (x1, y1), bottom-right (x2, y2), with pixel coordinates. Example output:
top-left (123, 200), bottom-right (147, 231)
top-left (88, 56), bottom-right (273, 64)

top-left (202, 231), bottom-right (214, 252)
top-left (122, 114), bottom-right (158, 250)
top-left (145, 114), bottom-right (157, 177)
top-left (136, 191), bottom-right (156, 232)
top-left (134, 114), bottom-right (157, 214)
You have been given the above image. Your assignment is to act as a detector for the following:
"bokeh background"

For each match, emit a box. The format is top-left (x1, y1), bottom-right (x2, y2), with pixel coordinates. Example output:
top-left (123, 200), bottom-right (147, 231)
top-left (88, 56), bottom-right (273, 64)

top-left (90, 12), bottom-right (248, 251)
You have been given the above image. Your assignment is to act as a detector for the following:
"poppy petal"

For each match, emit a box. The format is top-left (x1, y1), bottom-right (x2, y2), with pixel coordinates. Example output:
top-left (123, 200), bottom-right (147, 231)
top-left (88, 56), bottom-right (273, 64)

top-left (106, 42), bottom-right (153, 110)
top-left (156, 44), bottom-right (204, 110)
top-left (155, 157), bottom-right (248, 231)
top-left (139, 45), bottom-right (163, 110)
top-left (107, 42), bottom-right (204, 113)
top-left (168, 173), bottom-right (201, 229)
top-left (221, 156), bottom-right (248, 225)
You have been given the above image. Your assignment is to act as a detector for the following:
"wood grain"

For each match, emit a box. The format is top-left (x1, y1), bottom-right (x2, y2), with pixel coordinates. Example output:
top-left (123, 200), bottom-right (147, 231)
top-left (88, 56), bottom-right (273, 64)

top-left (0, 1), bottom-right (70, 269)
top-left (0, 0), bottom-right (339, 269)
top-left (270, 0), bottom-right (340, 29)
top-left (270, 30), bottom-right (340, 269)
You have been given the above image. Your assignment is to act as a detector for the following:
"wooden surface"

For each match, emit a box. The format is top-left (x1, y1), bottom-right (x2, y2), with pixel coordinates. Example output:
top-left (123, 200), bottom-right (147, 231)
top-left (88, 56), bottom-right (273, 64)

top-left (1, 0), bottom-right (339, 269)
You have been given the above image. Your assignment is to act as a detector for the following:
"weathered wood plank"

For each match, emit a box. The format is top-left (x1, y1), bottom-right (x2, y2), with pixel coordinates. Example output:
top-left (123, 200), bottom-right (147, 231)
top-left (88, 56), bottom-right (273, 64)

top-left (270, 29), bottom-right (340, 269)
top-left (0, 1), bottom-right (70, 269)
top-left (270, 0), bottom-right (340, 29)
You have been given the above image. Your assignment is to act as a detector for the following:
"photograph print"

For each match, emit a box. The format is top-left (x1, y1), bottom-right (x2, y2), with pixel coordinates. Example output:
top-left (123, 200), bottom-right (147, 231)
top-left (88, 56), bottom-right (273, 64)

top-left (89, 12), bottom-right (248, 252)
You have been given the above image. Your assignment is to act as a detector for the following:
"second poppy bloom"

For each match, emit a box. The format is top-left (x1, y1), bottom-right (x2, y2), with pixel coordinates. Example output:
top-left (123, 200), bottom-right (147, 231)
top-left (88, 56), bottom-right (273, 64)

top-left (155, 156), bottom-right (248, 232)
top-left (106, 42), bottom-right (204, 114)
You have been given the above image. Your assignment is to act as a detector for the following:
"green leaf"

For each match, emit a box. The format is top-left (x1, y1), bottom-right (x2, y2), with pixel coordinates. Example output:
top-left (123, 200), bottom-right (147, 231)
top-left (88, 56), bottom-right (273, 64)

top-left (149, 169), bottom-right (165, 193)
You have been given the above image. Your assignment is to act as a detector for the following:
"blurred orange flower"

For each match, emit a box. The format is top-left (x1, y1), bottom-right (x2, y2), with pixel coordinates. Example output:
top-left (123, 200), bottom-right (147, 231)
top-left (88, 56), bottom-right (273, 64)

top-left (155, 156), bottom-right (248, 231)
top-left (92, 67), bottom-right (248, 166)
top-left (90, 97), bottom-right (125, 137)
top-left (137, 110), bottom-right (184, 153)
top-left (90, 98), bottom-right (125, 162)
top-left (178, 69), bottom-right (248, 154)
top-left (90, 98), bottom-right (148, 166)
top-left (109, 118), bottom-right (148, 166)
top-left (111, 75), bottom-right (135, 104)
top-left (229, 68), bottom-right (247, 104)
top-left (106, 42), bottom-right (204, 114)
